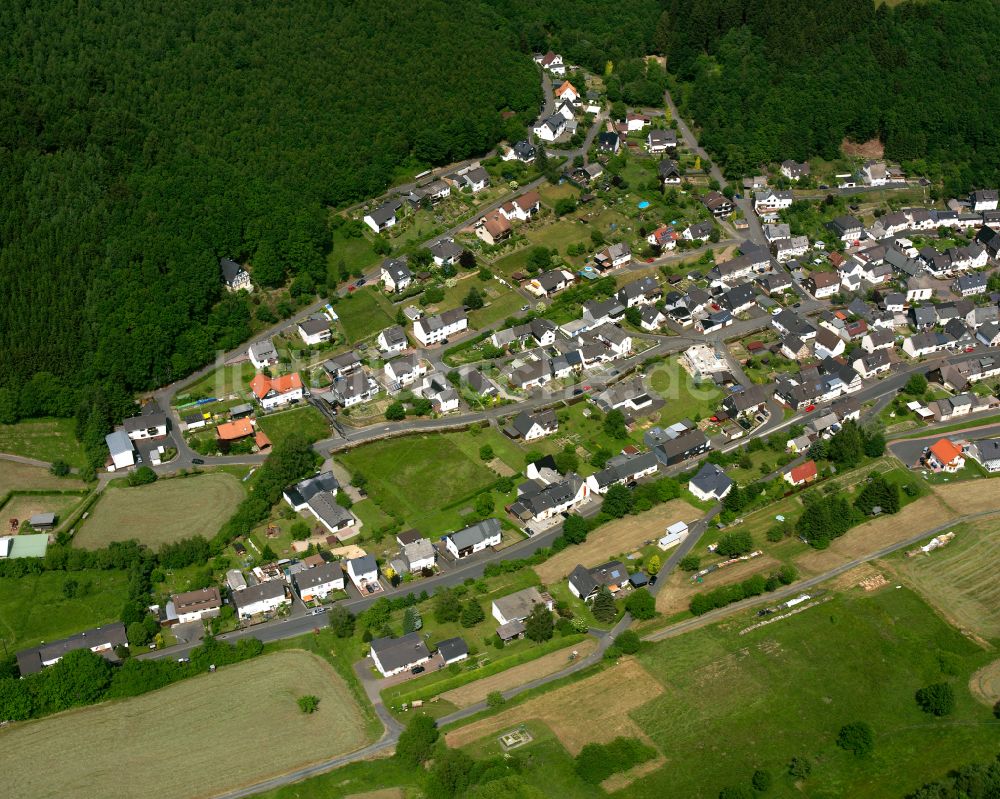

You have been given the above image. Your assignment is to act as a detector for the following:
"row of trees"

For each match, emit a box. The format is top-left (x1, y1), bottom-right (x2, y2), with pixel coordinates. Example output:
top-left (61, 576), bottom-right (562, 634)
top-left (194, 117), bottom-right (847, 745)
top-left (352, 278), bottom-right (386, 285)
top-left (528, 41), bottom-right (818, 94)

top-left (689, 564), bottom-right (798, 616)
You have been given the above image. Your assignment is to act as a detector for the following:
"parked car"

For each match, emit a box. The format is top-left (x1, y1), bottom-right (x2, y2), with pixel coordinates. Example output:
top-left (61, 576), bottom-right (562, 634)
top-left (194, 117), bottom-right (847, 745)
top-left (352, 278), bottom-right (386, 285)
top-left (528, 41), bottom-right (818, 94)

top-left (410, 665), bottom-right (425, 675)
top-left (192, 458), bottom-right (205, 465)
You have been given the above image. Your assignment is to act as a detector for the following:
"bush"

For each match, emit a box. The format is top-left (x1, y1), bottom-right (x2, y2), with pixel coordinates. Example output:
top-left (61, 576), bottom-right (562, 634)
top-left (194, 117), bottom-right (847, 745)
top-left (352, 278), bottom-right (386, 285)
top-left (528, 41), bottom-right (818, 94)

top-left (395, 715), bottom-right (439, 767)
top-left (297, 695), bottom-right (320, 713)
top-left (679, 554), bottom-right (701, 572)
top-left (787, 756), bottom-right (811, 779)
top-left (615, 629), bottom-right (641, 654)
top-left (915, 682), bottom-right (955, 716)
top-left (127, 466), bottom-right (158, 487)
top-left (625, 588), bottom-right (656, 620)
top-left (486, 690), bottom-right (506, 708)
top-left (836, 721), bottom-right (874, 757)
top-left (715, 530), bottom-right (753, 558)
top-left (575, 737), bottom-right (656, 784)
top-left (751, 769), bottom-right (772, 792)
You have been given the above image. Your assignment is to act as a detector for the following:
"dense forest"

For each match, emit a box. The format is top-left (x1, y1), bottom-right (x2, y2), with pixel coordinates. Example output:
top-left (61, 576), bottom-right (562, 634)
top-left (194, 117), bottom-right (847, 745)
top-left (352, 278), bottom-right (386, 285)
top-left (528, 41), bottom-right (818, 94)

top-left (662, 0), bottom-right (1000, 192)
top-left (4, 0), bottom-right (999, 427)
top-left (0, 0), bottom-right (541, 417)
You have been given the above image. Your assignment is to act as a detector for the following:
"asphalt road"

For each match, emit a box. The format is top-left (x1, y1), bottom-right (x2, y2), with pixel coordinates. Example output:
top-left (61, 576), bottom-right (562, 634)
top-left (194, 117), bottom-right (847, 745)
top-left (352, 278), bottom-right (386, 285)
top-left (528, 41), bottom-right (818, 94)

top-left (888, 421), bottom-right (1000, 466)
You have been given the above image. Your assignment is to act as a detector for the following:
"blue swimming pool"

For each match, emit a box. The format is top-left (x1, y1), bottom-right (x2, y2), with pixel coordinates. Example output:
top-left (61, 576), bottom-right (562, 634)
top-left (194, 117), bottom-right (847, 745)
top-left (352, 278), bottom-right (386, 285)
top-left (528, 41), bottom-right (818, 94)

top-left (637, 200), bottom-right (651, 209)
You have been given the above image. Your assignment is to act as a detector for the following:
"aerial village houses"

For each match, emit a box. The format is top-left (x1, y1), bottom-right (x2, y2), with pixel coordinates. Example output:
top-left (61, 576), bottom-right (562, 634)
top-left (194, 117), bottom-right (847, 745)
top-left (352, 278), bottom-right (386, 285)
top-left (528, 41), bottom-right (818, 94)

top-left (364, 199), bottom-right (402, 233)
top-left (294, 562), bottom-right (346, 602)
top-left (248, 338), bottom-right (279, 369)
top-left (370, 632), bottom-right (430, 677)
top-left (171, 587), bottom-right (222, 624)
top-left (380, 258), bottom-right (412, 293)
top-left (232, 580), bottom-right (289, 621)
top-left (16, 623), bottom-right (129, 676)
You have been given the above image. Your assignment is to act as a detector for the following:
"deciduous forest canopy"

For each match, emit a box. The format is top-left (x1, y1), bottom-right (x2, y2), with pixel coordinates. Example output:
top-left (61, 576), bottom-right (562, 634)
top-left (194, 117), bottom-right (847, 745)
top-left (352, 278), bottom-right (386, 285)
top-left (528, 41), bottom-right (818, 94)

top-left (0, 0), bottom-right (543, 411)
top-left (661, 0), bottom-right (1000, 192)
top-left (1, 0), bottom-right (997, 423)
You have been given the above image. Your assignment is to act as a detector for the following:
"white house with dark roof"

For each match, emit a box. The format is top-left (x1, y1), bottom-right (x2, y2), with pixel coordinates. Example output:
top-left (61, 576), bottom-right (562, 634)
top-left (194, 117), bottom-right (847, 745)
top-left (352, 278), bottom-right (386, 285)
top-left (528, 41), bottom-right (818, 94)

top-left (346, 554), bottom-right (379, 591)
top-left (220, 258), bottom-right (252, 292)
top-left (380, 258), bottom-right (412, 293)
top-left (510, 409), bottom-right (558, 441)
top-left (967, 438), bottom-right (1000, 472)
top-left (248, 338), bottom-right (279, 369)
top-left (687, 462), bottom-right (734, 501)
top-left (428, 238), bottom-right (463, 266)
top-left (294, 562), bottom-right (345, 601)
top-left (171, 588), bottom-right (222, 624)
top-left (568, 560), bottom-right (630, 602)
top-left (298, 317), bottom-right (331, 346)
top-left (401, 538), bottom-right (436, 573)
top-left (122, 412), bottom-right (168, 441)
top-left (444, 518), bottom-right (502, 559)
top-left (377, 325), bottom-right (408, 355)
top-left (384, 354), bottom-right (427, 388)
top-left (370, 632), bottom-right (430, 677)
top-left (413, 308), bottom-right (468, 346)
top-left (364, 199), bottom-right (402, 233)
top-left (232, 581), bottom-right (288, 620)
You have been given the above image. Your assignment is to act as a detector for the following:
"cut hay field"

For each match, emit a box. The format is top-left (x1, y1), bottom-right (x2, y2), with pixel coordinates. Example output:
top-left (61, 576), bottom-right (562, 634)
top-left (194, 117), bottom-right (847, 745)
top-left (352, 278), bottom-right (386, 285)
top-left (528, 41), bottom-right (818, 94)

top-left (74, 473), bottom-right (244, 549)
top-left (534, 499), bottom-right (700, 584)
top-left (3, 492), bottom-right (84, 530)
top-left (0, 460), bottom-right (86, 496)
top-left (885, 517), bottom-right (1000, 639)
top-left (440, 639), bottom-right (597, 709)
top-left (444, 658), bottom-right (663, 754)
top-left (1, 651), bottom-right (370, 799)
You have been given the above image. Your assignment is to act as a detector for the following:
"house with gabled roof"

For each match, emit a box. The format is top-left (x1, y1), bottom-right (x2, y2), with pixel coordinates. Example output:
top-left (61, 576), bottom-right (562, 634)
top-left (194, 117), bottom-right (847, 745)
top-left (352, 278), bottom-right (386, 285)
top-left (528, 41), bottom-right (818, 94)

top-left (687, 462), bottom-right (733, 501)
top-left (413, 308), bottom-right (468, 346)
top-left (380, 258), bottom-right (412, 293)
top-left (568, 561), bottom-right (630, 602)
top-left (221, 258), bottom-right (253, 292)
top-left (444, 518), bottom-right (502, 559)
top-left (927, 438), bottom-right (964, 472)
top-left (784, 460), bottom-right (818, 487)
top-left (647, 129), bottom-right (677, 154)
top-left (509, 409), bottom-right (558, 441)
top-left (248, 338), bottom-right (279, 369)
top-left (370, 632), bottom-right (430, 677)
top-left (364, 199), bottom-right (402, 233)
top-left (377, 325), bottom-right (408, 355)
top-left (250, 372), bottom-right (303, 410)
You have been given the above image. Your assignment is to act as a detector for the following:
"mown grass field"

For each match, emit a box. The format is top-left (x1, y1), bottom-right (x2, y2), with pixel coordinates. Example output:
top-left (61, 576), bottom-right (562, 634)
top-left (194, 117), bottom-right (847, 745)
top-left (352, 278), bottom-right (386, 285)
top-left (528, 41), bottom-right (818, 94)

top-left (1, 650), bottom-right (369, 799)
top-left (0, 569), bottom-right (130, 651)
top-left (336, 287), bottom-right (397, 343)
top-left (886, 516), bottom-right (1000, 639)
top-left (629, 587), bottom-right (998, 798)
top-left (648, 355), bottom-right (723, 425)
top-left (337, 429), bottom-right (525, 533)
top-left (174, 360), bottom-right (256, 405)
top-left (3, 492), bottom-right (84, 530)
top-left (257, 404), bottom-right (330, 446)
top-left (0, 418), bottom-right (87, 468)
top-left (0, 461), bottom-right (86, 496)
top-left (74, 473), bottom-right (245, 549)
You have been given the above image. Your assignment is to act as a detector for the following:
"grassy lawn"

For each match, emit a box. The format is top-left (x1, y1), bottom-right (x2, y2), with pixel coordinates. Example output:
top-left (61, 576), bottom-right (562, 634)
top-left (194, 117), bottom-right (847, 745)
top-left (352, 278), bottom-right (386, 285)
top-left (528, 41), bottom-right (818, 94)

top-left (630, 587), bottom-right (999, 798)
top-left (468, 282), bottom-right (526, 329)
top-left (174, 360), bottom-right (257, 405)
top-left (0, 569), bottom-right (130, 651)
top-left (2, 651), bottom-right (370, 799)
top-left (74, 472), bottom-right (245, 549)
top-left (335, 287), bottom-right (397, 343)
top-left (257, 404), bottom-right (330, 446)
top-left (330, 227), bottom-right (380, 276)
top-left (526, 218), bottom-right (591, 255)
top-left (647, 356), bottom-right (723, 426)
top-left (0, 418), bottom-right (87, 468)
top-left (337, 429), bottom-right (524, 534)
top-left (0, 461), bottom-right (87, 497)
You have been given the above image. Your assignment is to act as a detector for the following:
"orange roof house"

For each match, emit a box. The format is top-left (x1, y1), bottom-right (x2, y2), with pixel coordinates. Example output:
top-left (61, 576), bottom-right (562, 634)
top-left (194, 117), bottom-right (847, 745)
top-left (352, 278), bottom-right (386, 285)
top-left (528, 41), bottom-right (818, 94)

top-left (216, 418), bottom-right (254, 441)
top-left (784, 459), bottom-right (818, 486)
top-left (255, 430), bottom-right (272, 450)
top-left (554, 81), bottom-right (579, 100)
top-left (250, 372), bottom-right (303, 400)
top-left (928, 438), bottom-right (964, 471)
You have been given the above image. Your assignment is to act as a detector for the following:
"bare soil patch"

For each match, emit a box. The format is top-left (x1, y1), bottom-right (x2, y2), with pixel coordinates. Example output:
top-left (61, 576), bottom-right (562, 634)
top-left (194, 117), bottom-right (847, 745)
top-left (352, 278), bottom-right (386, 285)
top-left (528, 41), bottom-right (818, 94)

top-left (535, 500), bottom-right (700, 584)
top-left (655, 555), bottom-right (780, 614)
top-left (444, 658), bottom-right (663, 754)
top-left (969, 660), bottom-right (1000, 707)
top-left (601, 754), bottom-right (667, 792)
top-left (841, 137), bottom-right (884, 158)
top-left (794, 494), bottom-right (954, 576)
top-left (440, 639), bottom-right (597, 708)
